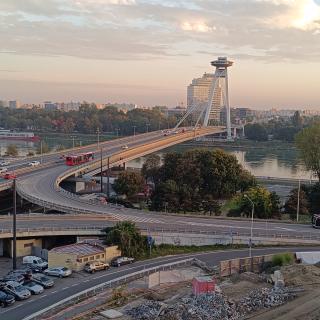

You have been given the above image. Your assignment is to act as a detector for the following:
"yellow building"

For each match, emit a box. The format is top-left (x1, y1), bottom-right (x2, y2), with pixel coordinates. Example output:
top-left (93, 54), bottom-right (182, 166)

top-left (48, 240), bottom-right (120, 271)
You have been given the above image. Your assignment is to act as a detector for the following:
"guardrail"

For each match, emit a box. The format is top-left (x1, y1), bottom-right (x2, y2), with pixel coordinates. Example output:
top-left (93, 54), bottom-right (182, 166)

top-left (23, 258), bottom-right (194, 320)
top-left (1, 225), bottom-right (320, 242)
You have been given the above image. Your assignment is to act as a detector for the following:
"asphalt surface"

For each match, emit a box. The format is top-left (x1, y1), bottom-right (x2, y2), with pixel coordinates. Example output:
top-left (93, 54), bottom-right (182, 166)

top-left (1, 246), bottom-right (319, 320)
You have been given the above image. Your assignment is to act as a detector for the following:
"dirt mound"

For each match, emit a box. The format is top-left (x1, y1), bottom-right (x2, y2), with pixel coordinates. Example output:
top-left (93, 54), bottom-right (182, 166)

top-left (281, 264), bottom-right (320, 286)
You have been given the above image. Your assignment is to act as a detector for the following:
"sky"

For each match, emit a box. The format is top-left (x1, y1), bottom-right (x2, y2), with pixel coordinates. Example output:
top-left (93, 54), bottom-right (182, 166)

top-left (0, 0), bottom-right (320, 109)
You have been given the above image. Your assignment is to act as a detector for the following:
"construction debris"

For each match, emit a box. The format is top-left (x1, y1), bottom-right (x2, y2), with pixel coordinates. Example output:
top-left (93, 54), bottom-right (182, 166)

top-left (126, 287), bottom-right (296, 320)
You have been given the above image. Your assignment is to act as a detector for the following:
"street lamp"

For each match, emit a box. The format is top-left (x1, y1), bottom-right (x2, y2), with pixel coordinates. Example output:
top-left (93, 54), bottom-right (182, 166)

top-left (133, 126), bottom-right (136, 136)
top-left (97, 128), bottom-right (100, 148)
top-left (244, 194), bottom-right (254, 258)
top-left (146, 123), bottom-right (150, 133)
top-left (13, 178), bottom-right (17, 270)
top-left (297, 179), bottom-right (301, 222)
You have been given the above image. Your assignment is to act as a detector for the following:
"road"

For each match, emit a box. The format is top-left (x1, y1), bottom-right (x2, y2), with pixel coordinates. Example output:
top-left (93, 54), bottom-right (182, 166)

top-left (0, 212), bottom-right (319, 239)
top-left (1, 246), bottom-right (319, 320)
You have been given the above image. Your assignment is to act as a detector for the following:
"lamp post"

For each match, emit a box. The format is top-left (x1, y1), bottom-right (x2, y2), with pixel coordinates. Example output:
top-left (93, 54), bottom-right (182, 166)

top-left (146, 123), bottom-right (150, 133)
top-left (97, 128), bottom-right (100, 148)
top-left (100, 147), bottom-right (103, 193)
top-left (13, 178), bottom-right (17, 270)
top-left (133, 126), bottom-right (136, 136)
top-left (244, 194), bottom-right (254, 258)
top-left (297, 179), bottom-right (301, 222)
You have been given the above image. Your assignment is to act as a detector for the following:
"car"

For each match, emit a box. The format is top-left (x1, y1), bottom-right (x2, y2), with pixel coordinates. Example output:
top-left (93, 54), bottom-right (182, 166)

top-left (0, 167), bottom-right (8, 174)
top-left (3, 172), bottom-right (17, 180)
top-left (28, 160), bottom-right (40, 167)
top-left (2, 273), bottom-right (25, 284)
top-left (84, 261), bottom-right (109, 273)
top-left (44, 267), bottom-right (72, 278)
top-left (31, 274), bottom-right (54, 289)
top-left (0, 290), bottom-right (15, 307)
top-left (0, 161), bottom-right (10, 166)
top-left (2, 281), bottom-right (31, 300)
top-left (121, 145), bottom-right (129, 150)
top-left (7, 268), bottom-right (33, 281)
top-left (23, 281), bottom-right (44, 295)
top-left (111, 256), bottom-right (135, 267)
top-left (22, 256), bottom-right (48, 270)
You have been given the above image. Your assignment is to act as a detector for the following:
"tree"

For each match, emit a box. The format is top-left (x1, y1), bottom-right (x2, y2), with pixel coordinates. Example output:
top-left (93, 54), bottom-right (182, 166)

top-left (284, 188), bottom-right (310, 220)
top-left (202, 195), bottom-right (221, 216)
top-left (113, 171), bottom-right (145, 198)
top-left (36, 141), bottom-right (50, 154)
top-left (141, 154), bottom-right (161, 183)
top-left (292, 111), bottom-right (303, 128)
top-left (295, 124), bottom-right (320, 181)
top-left (104, 221), bottom-right (146, 258)
top-left (6, 144), bottom-right (18, 157)
top-left (244, 123), bottom-right (268, 141)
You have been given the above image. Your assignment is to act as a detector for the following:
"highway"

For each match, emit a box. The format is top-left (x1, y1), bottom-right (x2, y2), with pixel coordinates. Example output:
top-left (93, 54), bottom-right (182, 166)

top-left (1, 246), bottom-right (318, 320)
top-left (0, 213), bottom-right (319, 239)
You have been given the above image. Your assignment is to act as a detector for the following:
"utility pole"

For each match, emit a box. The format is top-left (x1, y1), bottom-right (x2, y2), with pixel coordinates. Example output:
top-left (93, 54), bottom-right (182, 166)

top-left (100, 147), bottom-right (103, 193)
top-left (146, 123), bottom-right (150, 133)
top-left (133, 126), bottom-right (136, 136)
top-left (97, 128), bottom-right (100, 148)
top-left (297, 179), bottom-right (301, 222)
top-left (13, 179), bottom-right (17, 270)
top-left (244, 194), bottom-right (254, 258)
top-left (107, 157), bottom-right (110, 198)
top-left (40, 140), bottom-right (43, 164)
top-left (72, 136), bottom-right (75, 149)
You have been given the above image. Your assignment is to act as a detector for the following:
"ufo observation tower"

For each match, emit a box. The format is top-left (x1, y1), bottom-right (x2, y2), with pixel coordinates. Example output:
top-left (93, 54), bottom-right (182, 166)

top-left (174, 57), bottom-right (234, 140)
top-left (204, 57), bottom-right (233, 140)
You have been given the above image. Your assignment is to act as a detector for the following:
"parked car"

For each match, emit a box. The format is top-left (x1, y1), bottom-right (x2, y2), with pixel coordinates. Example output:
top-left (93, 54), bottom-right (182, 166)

top-left (0, 167), bottom-right (8, 174)
top-left (111, 256), bottom-right (135, 267)
top-left (3, 172), bottom-right (16, 180)
top-left (2, 273), bottom-right (25, 284)
top-left (28, 160), bottom-right (40, 167)
top-left (32, 274), bottom-right (54, 289)
top-left (2, 281), bottom-right (31, 300)
top-left (22, 256), bottom-right (48, 270)
top-left (7, 268), bottom-right (32, 281)
top-left (0, 161), bottom-right (10, 166)
top-left (23, 263), bottom-right (43, 273)
top-left (44, 267), bottom-right (72, 278)
top-left (23, 281), bottom-right (44, 295)
top-left (121, 145), bottom-right (128, 149)
top-left (0, 290), bottom-right (15, 308)
top-left (84, 261), bottom-right (109, 273)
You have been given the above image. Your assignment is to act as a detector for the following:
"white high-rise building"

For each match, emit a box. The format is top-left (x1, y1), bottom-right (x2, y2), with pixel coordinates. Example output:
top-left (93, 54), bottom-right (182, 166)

top-left (187, 73), bottom-right (222, 123)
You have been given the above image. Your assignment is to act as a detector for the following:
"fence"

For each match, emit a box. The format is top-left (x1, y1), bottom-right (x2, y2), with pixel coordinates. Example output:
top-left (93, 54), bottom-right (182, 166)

top-left (220, 254), bottom-right (275, 277)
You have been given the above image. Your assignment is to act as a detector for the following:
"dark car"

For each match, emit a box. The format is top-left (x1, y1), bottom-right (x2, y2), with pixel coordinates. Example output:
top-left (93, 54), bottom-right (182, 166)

top-left (2, 274), bottom-right (25, 284)
top-left (24, 263), bottom-right (43, 273)
top-left (32, 274), bottom-right (54, 288)
top-left (0, 290), bottom-right (15, 307)
top-left (7, 268), bottom-right (33, 281)
top-left (111, 256), bottom-right (135, 267)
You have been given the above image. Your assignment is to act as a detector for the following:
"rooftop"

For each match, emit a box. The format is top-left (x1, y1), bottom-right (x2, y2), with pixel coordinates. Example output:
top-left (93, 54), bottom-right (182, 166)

top-left (50, 240), bottom-right (106, 257)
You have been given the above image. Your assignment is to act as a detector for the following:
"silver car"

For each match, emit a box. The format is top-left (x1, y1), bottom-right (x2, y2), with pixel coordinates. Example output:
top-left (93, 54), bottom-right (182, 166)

top-left (23, 281), bottom-right (44, 295)
top-left (44, 267), bottom-right (72, 278)
top-left (3, 281), bottom-right (31, 300)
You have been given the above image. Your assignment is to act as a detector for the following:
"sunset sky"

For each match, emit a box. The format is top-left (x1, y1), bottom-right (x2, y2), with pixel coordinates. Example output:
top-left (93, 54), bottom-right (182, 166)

top-left (0, 0), bottom-right (320, 109)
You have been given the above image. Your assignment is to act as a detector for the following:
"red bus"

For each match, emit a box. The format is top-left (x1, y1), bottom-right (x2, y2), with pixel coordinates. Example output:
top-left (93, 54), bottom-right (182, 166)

top-left (65, 152), bottom-right (94, 166)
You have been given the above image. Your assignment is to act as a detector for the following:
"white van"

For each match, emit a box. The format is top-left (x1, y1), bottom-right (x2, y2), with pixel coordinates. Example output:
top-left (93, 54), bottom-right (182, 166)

top-left (22, 256), bottom-right (48, 270)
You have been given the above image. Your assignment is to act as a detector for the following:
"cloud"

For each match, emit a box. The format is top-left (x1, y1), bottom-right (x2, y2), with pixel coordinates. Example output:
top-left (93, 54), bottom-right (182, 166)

top-left (0, 0), bottom-right (319, 62)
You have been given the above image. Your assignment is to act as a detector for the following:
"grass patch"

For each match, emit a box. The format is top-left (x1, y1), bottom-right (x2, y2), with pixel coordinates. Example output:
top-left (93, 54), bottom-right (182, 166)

top-left (138, 243), bottom-right (245, 260)
top-left (272, 252), bottom-right (294, 267)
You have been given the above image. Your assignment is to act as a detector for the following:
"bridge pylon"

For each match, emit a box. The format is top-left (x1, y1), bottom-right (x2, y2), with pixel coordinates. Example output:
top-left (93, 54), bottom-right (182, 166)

top-left (175, 57), bottom-right (233, 140)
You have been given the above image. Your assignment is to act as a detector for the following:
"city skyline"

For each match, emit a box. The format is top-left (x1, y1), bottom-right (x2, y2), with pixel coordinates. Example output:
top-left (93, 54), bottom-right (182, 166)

top-left (1, 0), bottom-right (320, 108)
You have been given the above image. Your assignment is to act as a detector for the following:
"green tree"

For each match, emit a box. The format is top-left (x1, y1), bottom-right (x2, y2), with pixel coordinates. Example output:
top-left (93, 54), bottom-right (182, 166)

top-left (113, 171), bottom-right (145, 198)
top-left (6, 144), bottom-right (18, 157)
top-left (141, 154), bottom-right (161, 183)
top-left (295, 124), bottom-right (320, 181)
top-left (202, 195), bottom-right (221, 216)
top-left (104, 221), bottom-right (146, 258)
top-left (244, 123), bottom-right (268, 141)
top-left (36, 141), bottom-right (50, 154)
top-left (284, 188), bottom-right (310, 220)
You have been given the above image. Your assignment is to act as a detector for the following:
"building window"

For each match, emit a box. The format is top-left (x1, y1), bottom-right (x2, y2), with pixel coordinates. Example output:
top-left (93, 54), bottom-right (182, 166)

top-left (84, 258), bottom-right (88, 262)
top-left (101, 254), bottom-right (104, 258)
top-left (24, 243), bottom-right (33, 248)
top-left (95, 255), bottom-right (100, 259)
top-left (90, 256), bottom-right (94, 261)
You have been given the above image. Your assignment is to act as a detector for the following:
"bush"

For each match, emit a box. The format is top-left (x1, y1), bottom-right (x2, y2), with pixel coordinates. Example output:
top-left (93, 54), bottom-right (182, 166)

top-left (227, 207), bottom-right (242, 217)
top-left (272, 253), bottom-right (294, 267)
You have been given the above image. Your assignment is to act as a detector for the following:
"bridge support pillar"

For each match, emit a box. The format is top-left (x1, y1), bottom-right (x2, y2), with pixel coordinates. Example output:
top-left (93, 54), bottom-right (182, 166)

top-left (123, 162), bottom-right (126, 170)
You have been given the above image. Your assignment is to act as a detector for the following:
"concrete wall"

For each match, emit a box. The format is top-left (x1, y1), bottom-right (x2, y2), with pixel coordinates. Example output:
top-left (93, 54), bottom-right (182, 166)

top-left (105, 246), bottom-right (121, 263)
top-left (48, 252), bottom-right (79, 270)
top-left (3, 238), bottom-right (43, 257)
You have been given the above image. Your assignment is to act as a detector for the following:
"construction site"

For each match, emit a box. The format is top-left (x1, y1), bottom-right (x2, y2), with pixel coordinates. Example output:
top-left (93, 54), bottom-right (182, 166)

top-left (34, 251), bottom-right (320, 320)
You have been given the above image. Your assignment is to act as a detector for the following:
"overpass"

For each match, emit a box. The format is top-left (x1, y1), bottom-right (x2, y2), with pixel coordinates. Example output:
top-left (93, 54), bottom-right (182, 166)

top-left (5, 127), bottom-right (223, 218)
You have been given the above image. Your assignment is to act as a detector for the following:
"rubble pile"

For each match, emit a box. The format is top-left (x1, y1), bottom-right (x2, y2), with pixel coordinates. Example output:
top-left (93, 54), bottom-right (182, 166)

top-left (126, 287), bottom-right (296, 320)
